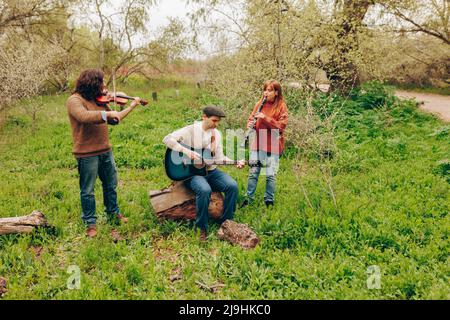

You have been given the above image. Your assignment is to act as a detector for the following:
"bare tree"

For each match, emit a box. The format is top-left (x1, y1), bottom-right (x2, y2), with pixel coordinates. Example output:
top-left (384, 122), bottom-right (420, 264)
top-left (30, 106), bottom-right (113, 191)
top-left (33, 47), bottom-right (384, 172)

top-left (381, 0), bottom-right (449, 45)
top-left (0, 0), bottom-right (67, 32)
top-left (79, 0), bottom-right (156, 83)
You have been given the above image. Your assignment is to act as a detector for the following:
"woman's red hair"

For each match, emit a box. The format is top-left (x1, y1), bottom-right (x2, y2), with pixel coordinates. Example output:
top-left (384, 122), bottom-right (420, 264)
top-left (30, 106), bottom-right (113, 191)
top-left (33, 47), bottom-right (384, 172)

top-left (261, 80), bottom-right (285, 114)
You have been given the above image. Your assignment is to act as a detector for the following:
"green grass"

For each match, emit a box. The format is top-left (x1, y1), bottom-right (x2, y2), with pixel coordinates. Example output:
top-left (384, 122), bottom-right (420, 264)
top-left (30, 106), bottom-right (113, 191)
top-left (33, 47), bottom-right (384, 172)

top-left (392, 84), bottom-right (450, 96)
top-left (0, 79), bottom-right (449, 299)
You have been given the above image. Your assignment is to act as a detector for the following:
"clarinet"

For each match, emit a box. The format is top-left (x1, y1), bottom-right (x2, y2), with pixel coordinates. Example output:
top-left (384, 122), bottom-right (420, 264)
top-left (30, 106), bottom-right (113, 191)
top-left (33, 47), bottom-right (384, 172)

top-left (241, 96), bottom-right (267, 147)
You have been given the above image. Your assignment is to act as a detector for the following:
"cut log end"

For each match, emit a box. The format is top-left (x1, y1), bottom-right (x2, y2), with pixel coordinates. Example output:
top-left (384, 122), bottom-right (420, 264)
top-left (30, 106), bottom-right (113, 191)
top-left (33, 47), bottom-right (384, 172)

top-left (0, 211), bottom-right (48, 235)
top-left (217, 220), bottom-right (260, 249)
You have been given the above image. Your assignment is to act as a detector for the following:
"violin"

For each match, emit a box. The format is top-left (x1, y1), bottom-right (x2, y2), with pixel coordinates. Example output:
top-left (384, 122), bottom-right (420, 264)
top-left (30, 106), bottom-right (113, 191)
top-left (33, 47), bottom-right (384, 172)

top-left (96, 91), bottom-right (148, 125)
top-left (96, 91), bottom-right (149, 106)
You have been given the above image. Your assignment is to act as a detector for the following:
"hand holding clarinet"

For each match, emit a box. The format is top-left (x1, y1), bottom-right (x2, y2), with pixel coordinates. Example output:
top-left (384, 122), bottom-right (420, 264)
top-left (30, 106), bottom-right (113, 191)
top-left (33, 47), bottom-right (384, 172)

top-left (242, 96), bottom-right (267, 147)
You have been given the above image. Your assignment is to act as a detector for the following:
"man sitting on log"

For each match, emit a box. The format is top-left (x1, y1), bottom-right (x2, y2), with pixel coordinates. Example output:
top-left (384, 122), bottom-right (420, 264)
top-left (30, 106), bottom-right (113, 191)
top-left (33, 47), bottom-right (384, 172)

top-left (163, 106), bottom-right (245, 242)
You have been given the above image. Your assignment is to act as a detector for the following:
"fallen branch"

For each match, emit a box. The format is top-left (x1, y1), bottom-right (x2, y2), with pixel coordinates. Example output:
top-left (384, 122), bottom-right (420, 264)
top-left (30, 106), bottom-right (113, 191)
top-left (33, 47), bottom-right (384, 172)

top-left (0, 210), bottom-right (48, 235)
top-left (195, 280), bottom-right (225, 293)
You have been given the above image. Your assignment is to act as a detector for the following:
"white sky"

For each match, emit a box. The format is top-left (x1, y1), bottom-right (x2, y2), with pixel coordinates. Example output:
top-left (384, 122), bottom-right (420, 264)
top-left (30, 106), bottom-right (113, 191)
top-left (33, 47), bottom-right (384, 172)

top-left (72, 0), bottom-right (232, 59)
top-left (148, 0), bottom-right (232, 60)
top-left (147, 0), bottom-right (204, 59)
top-left (147, 0), bottom-right (192, 29)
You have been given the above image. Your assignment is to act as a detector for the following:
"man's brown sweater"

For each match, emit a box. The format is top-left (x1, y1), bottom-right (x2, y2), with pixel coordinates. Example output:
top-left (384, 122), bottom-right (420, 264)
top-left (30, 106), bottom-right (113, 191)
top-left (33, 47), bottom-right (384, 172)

top-left (67, 94), bottom-right (112, 158)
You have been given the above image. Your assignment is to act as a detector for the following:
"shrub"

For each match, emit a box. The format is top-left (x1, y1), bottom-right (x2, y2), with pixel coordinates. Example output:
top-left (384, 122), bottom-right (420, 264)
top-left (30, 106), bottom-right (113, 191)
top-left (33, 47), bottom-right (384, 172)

top-left (350, 81), bottom-right (395, 109)
top-left (433, 160), bottom-right (450, 184)
top-left (5, 116), bottom-right (30, 128)
top-left (430, 126), bottom-right (449, 140)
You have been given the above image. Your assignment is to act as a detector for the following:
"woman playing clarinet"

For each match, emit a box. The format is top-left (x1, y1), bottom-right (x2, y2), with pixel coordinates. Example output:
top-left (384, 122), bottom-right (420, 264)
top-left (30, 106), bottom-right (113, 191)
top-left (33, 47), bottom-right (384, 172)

top-left (241, 80), bottom-right (289, 208)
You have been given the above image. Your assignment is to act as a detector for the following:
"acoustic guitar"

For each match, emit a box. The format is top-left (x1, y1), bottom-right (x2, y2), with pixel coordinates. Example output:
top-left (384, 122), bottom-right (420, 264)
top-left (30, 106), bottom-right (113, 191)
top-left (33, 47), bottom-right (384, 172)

top-left (164, 143), bottom-right (262, 181)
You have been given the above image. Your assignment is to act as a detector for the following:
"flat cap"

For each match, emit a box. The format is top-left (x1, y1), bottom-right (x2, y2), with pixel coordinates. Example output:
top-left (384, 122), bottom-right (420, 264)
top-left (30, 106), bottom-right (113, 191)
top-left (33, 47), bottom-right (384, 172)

top-left (203, 105), bottom-right (226, 118)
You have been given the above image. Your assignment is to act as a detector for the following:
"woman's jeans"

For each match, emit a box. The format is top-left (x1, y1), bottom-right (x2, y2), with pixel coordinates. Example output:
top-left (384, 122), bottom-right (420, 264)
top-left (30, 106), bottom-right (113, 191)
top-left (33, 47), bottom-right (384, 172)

top-left (77, 151), bottom-right (120, 226)
top-left (246, 151), bottom-right (280, 203)
top-left (185, 169), bottom-right (238, 232)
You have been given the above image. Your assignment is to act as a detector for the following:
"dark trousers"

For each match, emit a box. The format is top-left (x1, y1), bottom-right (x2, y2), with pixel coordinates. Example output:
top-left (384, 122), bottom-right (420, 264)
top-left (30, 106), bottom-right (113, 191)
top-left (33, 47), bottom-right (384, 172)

top-left (186, 169), bottom-right (238, 232)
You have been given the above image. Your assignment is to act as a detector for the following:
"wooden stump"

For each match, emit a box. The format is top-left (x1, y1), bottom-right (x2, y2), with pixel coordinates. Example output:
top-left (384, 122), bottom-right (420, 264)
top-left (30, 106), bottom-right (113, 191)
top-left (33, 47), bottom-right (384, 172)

top-left (149, 181), bottom-right (224, 221)
top-left (0, 210), bottom-right (48, 235)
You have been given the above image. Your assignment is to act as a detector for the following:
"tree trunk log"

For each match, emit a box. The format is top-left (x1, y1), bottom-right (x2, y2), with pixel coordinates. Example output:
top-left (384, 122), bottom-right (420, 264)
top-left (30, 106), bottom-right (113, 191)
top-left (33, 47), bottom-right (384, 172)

top-left (149, 181), bottom-right (224, 221)
top-left (0, 211), bottom-right (48, 235)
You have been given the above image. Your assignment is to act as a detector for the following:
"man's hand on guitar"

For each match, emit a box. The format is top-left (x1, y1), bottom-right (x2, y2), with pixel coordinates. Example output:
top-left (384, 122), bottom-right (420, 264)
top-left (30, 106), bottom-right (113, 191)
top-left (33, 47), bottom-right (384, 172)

top-left (185, 149), bottom-right (202, 161)
top-left (236, 160), bottom-right (246, 169)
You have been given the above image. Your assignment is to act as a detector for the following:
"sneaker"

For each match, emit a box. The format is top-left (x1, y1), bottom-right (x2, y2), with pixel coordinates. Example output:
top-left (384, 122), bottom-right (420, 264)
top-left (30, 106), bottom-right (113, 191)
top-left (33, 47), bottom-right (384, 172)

top-left (86, 224), bottom-right (97, 238)
top-left (265, 201), bottom-right (274, 208)
top-left (239, 199), bottom-right (249, 209)
top-left (117, 213), bottom-right (128, 224)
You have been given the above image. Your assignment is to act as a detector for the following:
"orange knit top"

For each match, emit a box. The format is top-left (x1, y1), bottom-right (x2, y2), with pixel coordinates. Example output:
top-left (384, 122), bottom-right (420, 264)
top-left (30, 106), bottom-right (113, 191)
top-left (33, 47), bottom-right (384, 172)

top-left (246, 98), bottom-right (289, 154)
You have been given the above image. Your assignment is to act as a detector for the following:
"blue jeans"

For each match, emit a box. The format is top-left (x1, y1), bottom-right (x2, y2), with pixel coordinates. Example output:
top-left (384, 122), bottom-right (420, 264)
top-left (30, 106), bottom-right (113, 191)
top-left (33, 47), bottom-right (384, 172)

top-left (185, 169), bottom-right (238, 232)
top-left (77, 151), bottom-right (120, 226)
top-left (246, 151), bottom-right (280, 203)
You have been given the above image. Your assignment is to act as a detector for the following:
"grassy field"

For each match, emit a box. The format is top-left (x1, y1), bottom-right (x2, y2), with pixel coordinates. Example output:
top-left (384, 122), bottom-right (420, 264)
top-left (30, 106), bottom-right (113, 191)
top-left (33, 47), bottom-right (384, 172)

top-left (0, 79), bottom-right (449, 299)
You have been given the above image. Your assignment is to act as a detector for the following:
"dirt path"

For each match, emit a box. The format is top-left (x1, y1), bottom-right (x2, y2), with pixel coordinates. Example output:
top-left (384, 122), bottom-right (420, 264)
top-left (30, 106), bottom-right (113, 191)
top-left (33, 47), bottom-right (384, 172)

top-left (395, 90), bottom-right (450, 123)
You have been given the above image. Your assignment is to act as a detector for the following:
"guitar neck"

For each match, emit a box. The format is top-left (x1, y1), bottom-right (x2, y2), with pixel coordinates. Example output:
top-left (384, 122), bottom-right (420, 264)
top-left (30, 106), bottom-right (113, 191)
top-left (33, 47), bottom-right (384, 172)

top-left (203, 160), bottom-right (261, 166)
top-left (203, 160), bottom-right (241, 166)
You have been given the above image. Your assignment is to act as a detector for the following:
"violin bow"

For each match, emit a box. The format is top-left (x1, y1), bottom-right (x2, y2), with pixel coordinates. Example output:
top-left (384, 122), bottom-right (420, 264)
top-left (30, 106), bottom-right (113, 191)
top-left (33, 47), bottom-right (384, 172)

top-left (110, 69), bottom-right (120, 125)
top-left (112, 68), bottom-right (117, 106)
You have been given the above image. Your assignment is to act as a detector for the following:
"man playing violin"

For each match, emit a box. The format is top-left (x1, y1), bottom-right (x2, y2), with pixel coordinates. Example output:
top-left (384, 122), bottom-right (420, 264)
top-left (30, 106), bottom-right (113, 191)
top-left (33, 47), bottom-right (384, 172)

top-left (67, 69), bottom-right (142, 238)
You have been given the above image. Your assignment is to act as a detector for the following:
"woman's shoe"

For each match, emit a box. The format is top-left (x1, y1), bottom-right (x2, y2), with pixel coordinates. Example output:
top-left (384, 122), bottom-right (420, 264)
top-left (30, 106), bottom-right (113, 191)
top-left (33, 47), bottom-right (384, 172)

top-left (265, 201), bottom-right (274, 208)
